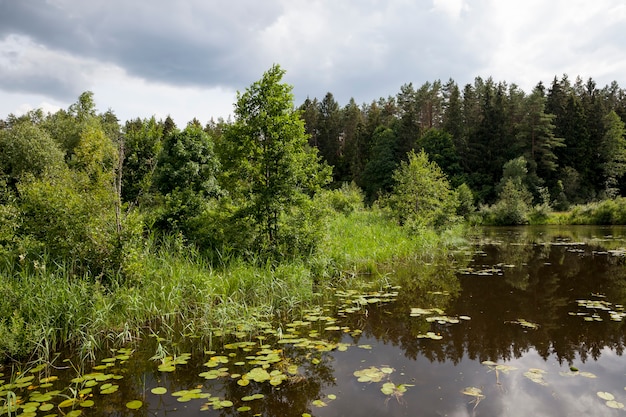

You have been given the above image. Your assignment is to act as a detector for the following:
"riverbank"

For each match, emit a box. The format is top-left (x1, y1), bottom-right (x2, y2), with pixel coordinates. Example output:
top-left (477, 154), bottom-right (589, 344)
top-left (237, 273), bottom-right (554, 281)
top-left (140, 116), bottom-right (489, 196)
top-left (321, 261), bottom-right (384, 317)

top-left (0, 209), bottom-right (466, 363)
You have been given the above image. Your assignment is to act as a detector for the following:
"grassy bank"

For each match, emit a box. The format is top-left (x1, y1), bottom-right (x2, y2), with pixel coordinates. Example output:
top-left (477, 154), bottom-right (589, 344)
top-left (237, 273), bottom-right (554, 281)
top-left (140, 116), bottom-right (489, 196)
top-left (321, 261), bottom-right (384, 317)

top-left (0, 209), bottom-right (465, 362)
top-left (545, 197), bottom-right (626, 225)
top-left (479, 197), bottom-right (626, 226)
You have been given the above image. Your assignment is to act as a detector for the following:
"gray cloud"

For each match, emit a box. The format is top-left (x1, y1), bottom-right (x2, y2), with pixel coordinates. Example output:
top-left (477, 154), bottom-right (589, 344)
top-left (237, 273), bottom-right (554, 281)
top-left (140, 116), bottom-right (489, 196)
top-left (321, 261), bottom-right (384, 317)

top-left (1, 0), bottom-right (626, 120)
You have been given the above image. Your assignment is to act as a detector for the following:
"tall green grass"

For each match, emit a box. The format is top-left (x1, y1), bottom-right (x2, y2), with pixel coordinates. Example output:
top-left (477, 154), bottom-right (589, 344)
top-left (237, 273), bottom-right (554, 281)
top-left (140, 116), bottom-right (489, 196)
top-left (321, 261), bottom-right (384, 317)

top-left (317, 209), bottom-right (465, 275)
top-left (0, 208), bottom-right (465, 362)
top-left (550, 198), bottom-right (626, 225)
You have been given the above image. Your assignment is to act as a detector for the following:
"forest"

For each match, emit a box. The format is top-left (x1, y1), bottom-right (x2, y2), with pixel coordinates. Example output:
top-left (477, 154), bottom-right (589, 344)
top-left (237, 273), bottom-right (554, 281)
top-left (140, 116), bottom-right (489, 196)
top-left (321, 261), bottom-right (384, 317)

top-left (1, 65), bottom-right (626, 360)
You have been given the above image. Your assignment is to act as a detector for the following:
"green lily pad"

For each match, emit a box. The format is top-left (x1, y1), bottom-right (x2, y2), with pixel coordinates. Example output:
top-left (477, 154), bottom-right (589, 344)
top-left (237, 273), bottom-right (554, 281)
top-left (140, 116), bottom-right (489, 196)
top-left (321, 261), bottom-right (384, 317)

top-left (151, 387), bottom-right (167, 395)
top-left (39, 403), bottom-right (55, 412)
top-left (312, 399), bottom-right (327, 407)
top-left (58, 398), bottom-right (79, 408)
top-left (126, 400), bottom-right (143, 410)
top-left (100, 384), bottom-right (119, 394)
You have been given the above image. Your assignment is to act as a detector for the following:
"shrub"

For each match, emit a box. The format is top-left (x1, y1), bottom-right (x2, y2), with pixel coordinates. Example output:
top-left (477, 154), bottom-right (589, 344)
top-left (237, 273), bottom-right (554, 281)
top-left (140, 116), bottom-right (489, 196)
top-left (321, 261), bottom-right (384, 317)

top-left (319, 182), bottom-right (364, 215)
top-left (385, 150), bottom-right (459, 229)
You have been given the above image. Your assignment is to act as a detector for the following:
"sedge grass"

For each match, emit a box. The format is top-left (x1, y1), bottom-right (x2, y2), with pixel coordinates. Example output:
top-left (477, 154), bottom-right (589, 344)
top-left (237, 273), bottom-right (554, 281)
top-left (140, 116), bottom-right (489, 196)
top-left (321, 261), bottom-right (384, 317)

top-left (0, 208), bottom-right (465, 362)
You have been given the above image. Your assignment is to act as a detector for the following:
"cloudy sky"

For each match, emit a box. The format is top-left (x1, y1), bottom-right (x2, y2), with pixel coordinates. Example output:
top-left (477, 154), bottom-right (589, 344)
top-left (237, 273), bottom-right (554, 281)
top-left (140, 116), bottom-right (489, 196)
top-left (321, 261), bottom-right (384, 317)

top-left (1, 0), bottom-right (626, 126)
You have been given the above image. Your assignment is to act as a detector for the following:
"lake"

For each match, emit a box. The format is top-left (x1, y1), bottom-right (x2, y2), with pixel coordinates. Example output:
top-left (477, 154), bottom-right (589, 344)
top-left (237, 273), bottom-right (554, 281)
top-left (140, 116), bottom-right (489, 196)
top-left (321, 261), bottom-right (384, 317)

top-left (2, 226), bottom-right (626, 416)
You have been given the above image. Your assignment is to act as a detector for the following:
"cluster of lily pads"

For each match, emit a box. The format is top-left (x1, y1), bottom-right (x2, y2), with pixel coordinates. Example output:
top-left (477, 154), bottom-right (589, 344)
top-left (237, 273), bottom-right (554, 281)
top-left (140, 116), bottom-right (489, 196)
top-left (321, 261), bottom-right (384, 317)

top-left (468, 359), bottom-right (626, 413)
top-left (0, 348), bottom-right (143, 416)
top-left (569, 296), bottom-right (626, 322)
top-left (597, 391), bottom-right (625, 410)
top-left (353, 366), bottom-right (413, 400)
top-left (409, 307), bottom-right (471, 340)
top-left (135, 285), bottom-right (403, 413)
top-left (505, 318), bottom-right (540, 330)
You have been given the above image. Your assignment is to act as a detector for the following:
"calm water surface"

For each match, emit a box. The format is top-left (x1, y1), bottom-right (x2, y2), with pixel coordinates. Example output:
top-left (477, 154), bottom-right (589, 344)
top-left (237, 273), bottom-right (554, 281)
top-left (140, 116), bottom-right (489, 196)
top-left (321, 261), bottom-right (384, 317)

top-left (3, 226), bottom-right (626, 417)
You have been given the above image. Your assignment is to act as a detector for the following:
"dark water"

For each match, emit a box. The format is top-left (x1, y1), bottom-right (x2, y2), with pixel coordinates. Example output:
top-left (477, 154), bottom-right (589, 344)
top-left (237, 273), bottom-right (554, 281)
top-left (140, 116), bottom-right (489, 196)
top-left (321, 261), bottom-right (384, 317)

top-left (3, 226), bottom-right (626, 417)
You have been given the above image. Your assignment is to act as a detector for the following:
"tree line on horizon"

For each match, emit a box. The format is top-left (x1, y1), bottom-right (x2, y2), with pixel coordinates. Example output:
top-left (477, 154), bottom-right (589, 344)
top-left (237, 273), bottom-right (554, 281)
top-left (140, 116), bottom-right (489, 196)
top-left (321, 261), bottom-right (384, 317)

top-left (293, 74), bottom-right (626, 208)
top-left (2, 69), bottom-right (626, 277)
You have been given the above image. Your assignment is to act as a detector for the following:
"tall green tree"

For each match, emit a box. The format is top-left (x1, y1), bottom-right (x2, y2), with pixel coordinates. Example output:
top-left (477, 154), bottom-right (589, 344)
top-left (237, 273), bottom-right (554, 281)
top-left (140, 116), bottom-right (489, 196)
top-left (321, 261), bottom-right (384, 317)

top-left (219, 64), bottom-right (331, 258)
top-left (152, 123), bottom-right (220, 236)
top-left (599, 111), bottom-right (626, 196)
top-left (516, 85), bottom-right (564, 182)
top-left (340, 98), bottom-right (365, 183)
top-left (121, 117), bottom-right (164, 205)
top-left (361, 126), bottom-right (398, 203)
top-left (317, 92), bottom-right (343, 176)
top-left (418, 128), bottom-right (465, 186)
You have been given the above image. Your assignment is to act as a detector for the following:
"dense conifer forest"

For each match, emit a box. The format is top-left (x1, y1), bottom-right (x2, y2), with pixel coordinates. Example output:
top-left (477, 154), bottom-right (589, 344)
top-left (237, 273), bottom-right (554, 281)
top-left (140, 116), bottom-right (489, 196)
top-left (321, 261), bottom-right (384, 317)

top-left (295, 75), bottom-right (626, 207)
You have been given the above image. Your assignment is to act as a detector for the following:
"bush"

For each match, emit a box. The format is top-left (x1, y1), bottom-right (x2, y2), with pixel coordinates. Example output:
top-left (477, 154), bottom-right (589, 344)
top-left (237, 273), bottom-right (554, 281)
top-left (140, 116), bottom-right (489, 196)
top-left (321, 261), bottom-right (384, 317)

top-left (318, 182), bottom-right (364, 215)
top-left (456, 183), bottom-right (475, 219)
top-left (385, 150), bottom-right (459, 229)
top-left (565, 198), bottom-right (626, 224)
top-left (484, 179), bottom-right (532, 225)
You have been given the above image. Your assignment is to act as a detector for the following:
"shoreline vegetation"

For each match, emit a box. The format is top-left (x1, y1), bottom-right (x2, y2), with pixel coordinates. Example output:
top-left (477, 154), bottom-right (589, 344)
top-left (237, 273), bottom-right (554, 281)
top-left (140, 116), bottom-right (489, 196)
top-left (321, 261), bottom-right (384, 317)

top-left (0, 208), bottom-right (466, 362)
top-left (2, 65), bottom-right (626, 364)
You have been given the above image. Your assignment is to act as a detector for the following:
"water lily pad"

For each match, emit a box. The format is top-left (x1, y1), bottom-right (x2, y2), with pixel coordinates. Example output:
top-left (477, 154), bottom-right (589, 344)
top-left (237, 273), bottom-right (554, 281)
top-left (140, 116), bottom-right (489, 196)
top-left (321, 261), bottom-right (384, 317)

top-left (125, 400), bottom-right (142, 410)
top-left (79, 400), bottom-right (94, 407)
top-left (151, 387), bottom-right (167, 395)
top-left (597, 392), bottom-right (615, 401)
top-left (237, 406), bottom-right (252, 411)
top-left (524, 369), bottom-right (548, 385)
top-left (508, 319), bottom-right (539, 329)
top-left (354, 366), bottom-right (390, 383)
top-left (312, 399), bottom-right (327, 407)
top-left (58, 398), bottom-right (80, 408)
top-left (417, 332), bottom-right (443, 340)
top-left (606, 400), bottom-right (624, 409)
top-left (39, 403), bottom-right (55, 412)
top-left (100, 384), bottom-right (119, 394)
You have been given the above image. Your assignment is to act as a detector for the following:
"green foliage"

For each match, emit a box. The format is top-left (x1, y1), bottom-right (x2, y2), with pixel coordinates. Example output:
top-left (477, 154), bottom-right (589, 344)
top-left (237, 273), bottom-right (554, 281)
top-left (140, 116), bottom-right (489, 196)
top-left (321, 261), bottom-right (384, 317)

top-left (385, 150), bottom-right (459, 229)
top-left (121, 117), bottom-right (164, 204)
top-left (154, 124), bottom-right (219, 197)
top-left (563, 198), bottom-right (626, 225)
top-left (17, 168), bottom-right (121, 276)
top-left (455, 183), bottom-right (475, 218)
top-left (481, 157), bottom-right (536, 225)
top-left (599, 111), bottom-right (626, 197)
top-left (317, 182), bottom-right (364, 215)
top-left (41, 91), bottom-right (100, 159)
top-left (151, 124), bottom-right (220, 236)
top-left (418, 129), bottom-right (465, 186)
top-left (9, 96), bottom-right (127, 278)
top-left (484, 178), bottom-right (533, 225)
top-left (218, 64), bottom-right (331, 259)
top-left (516, 86), bottom-right (564, 176)
top-left (0, 121), bottom-right (65, 188)
top-left (361, 126), bottom-right (397, 203)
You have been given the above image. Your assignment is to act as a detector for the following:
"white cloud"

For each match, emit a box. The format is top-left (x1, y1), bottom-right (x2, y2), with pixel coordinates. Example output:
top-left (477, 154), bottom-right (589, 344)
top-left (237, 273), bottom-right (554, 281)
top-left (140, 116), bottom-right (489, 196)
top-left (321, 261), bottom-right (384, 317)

top-left (432, 0), bottom-right (468, 20)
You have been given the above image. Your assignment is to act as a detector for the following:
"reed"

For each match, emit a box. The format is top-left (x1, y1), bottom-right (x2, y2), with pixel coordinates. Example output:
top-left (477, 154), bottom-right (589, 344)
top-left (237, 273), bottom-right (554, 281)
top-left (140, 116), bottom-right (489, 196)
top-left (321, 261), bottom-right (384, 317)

top-left (0, 208), bottom-right (465, 362)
